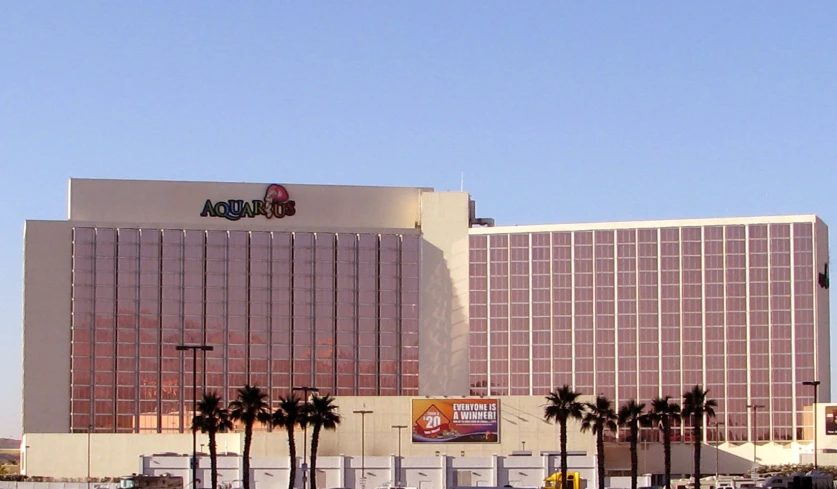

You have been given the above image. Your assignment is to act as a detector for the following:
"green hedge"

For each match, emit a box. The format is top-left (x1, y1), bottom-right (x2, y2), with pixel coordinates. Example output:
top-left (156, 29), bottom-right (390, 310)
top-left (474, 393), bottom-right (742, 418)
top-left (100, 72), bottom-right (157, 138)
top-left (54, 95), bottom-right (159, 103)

top-left (754, 465), bottom-right (837, 478)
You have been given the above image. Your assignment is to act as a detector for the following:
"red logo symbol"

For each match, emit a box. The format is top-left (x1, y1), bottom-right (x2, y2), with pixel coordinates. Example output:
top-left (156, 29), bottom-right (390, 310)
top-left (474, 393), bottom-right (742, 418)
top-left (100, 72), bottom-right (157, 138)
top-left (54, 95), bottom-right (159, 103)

top-left (264, 184), bottom-right (292, 219)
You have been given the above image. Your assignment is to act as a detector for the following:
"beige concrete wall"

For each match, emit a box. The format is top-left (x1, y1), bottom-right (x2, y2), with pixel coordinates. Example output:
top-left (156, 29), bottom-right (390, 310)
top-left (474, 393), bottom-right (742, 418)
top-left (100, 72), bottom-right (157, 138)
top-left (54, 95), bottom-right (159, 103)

top-left (68, 179), bottom-right (431, 230)
top-left (315, 396), bottom-right (596, 458)
top-left (22, 220), bottom-right (73, 434)
top-left (814, 219), bottom-right (831, 401)
top-left (418, 192), bottom-right (471, 396)
top-left (23, 396), bottom-right (598, 477)
top-left (608, 441), bottom-right (802, 477)
top-left (22, 432), bottom-right (243, 478)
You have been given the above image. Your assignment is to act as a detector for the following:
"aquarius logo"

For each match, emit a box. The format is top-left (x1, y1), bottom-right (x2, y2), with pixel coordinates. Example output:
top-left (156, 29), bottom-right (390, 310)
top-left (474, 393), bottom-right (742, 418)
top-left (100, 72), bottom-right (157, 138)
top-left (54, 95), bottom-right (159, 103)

top-left (200, 184), bottom-right (297, 221)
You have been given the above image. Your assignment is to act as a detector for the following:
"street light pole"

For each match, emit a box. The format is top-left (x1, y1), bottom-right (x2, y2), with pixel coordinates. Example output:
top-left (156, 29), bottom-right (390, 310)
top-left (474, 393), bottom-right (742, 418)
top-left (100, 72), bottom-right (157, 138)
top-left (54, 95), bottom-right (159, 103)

top-left (392, 425), bottom-right (407, 486)
top-left (714, 421), bottom-right (725, 479)
top-left (746, 404), bottom-right (765, 468)
top-left (87, 424), bottom-right (92, 489)
top-left (177, 344), bottom-right (214, 489)
top-left (293, 386), bottom-right (319, 489)
top-left (354, 410), bottom-right (374, 489)
top-left (803, 380), bottom-right (821, 471)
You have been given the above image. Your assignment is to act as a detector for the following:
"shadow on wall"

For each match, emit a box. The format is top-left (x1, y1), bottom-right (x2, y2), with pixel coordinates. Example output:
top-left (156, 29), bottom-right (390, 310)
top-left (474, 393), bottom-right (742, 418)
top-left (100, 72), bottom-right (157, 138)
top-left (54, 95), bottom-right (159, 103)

top-left (610, 442), bottom-right (767, 476)
top-left (419, 240), bottom-right (468, 395)
top-left (501, 403), bottom-right (555, 426)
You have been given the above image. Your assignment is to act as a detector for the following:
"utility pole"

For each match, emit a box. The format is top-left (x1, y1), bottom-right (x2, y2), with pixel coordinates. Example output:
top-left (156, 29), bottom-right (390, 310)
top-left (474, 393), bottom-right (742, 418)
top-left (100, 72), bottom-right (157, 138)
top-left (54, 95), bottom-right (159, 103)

top-left (746, 404), bottom-right (765, 468)
top-left (354, 410), bottom-right (374, 489)
top-left (176, 344), bottom-right (214, 489)
top-left (293, 386), bottom-right (319, 489)
top-left (392, 425), bottom-right (407, 486)
top-left (715, 421), bottom-right (725, 479)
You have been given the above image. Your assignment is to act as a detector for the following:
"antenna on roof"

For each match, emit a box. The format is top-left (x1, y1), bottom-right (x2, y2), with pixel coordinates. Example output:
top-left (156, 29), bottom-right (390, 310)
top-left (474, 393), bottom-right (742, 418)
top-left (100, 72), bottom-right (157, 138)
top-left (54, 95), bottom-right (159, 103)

top-left (460, 171), bottom-right (464, 192)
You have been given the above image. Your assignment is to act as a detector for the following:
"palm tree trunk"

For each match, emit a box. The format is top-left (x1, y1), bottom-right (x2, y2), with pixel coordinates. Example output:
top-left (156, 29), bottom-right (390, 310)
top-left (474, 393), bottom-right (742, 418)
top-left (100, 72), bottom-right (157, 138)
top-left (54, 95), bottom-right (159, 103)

top-left (560, 419), bottom-right (568, 489)
top-left (287, 425), bottom-right (297, 489)
top-left (209, 430), bottom-right (218, 489)
top-left (630, 422), bottom-right (638, 489)
top-left (663, 420), bottom-right (672, 489)
top-left (693, 418), bottom-right (701, 489)
top-left (243, 422), bottom-right (253, 489)
top-left (310, 424), bottom-right (322, 489)
top-left (597, 430), bottom-right (605, 489)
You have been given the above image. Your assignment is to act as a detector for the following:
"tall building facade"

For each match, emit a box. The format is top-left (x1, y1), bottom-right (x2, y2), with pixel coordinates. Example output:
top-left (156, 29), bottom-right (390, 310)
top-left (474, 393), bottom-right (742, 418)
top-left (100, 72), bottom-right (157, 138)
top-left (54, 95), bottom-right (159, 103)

top-left (69, 228), bottom-right (421, 433)
top-left (23, 179), bottom-right (472, 435)
top-left (468, 217), bottom-right (830, 443)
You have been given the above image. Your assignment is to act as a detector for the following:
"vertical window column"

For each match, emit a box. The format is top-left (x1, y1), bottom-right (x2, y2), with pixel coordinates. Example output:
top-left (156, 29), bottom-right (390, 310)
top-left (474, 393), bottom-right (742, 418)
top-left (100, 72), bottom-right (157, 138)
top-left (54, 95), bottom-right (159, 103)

top-left (680, 227), bottom-right (703, 390)
top-left (203, 231), bottom-right (225, 401)
top-left (292, 234), bottom-right (315, 390)
top-left (93, 228), bottom-right (117, 432)
top-left (335, 234), bottom-right (358, 395)
top-left (248, 232), bottom-right (271, 393)
top-left (160, 230), bottom-right (184, 433)
top-left (488, 234), bottom-right (510, 395)
top-left (637, 229), bottom-right (660, 404)
top-left (616, 229), bottom-right (638, 406)
top-left (378, 235), bottom-right (400, 395)
top-left (269, 233), bottom-right (292, 400)
top-left (770, 224), bottom-right (793, 441)
top-left (138, 229), bottom-right (162, 433)
top-left (748, 224), bottom-right (770, 443)
top-left (314, 233), bottom-right (337, 393)
top-left (226, 231), bottom-right (249, 407)
top-left (572, 232), bottom-right (594, 393)
top-left (530, 233), bottom-right (551, 395)
top-left (551, 232), bottom-right (573, 389)
top-left (724, 225), bottom-right (748, 441)
top-left (594, 230), bottom-right (616, 401)
top-left (659, 229), bottom-right (682, 405)
top-left (357, 234), bottom-right (378, 395)
top-left (509, 234), bottom-right (530, 395)
top-left (71, 227), bottom-right (96, 432)
top-left (469, 235), bottom-right (489, 396)
top-left (703, 226), bottom-right (726, 442)
top-left (115, 229), bottom-right (140, 433)
top-left (400, 235), bottom-right (420, 395)
top-left (182, 230), bottom-right (206, 429)
top-left (792, 223), bottom-right (815, 441)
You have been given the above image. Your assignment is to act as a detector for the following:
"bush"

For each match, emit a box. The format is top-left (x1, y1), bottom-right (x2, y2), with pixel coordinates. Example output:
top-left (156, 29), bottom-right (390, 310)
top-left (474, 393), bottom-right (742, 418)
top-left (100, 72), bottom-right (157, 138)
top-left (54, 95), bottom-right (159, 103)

top-left (754, 465), bottom-right (837, 478)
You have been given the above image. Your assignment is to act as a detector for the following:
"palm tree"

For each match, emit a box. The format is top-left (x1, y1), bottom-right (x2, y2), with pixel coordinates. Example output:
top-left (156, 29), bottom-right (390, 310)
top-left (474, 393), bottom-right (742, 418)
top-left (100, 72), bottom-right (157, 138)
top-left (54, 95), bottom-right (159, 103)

top-left (192, 392), bottom-right (233, 489)
top-left (581, 395), bottom-right (618, 489)
top-left (648, 397), bottom-right (681, 489)
top-left (617, 400), bottom-right (647, 489)
top-left (682, 385), bottom-right (717, 489)
top-left (305, 394), bottom-right (341, 489)
top-left (229, 385), bottom-right (272, 489)
top-left (273, 394), bottom-right (306, 489)
top-left (544, 386), bottom-right (586, 489)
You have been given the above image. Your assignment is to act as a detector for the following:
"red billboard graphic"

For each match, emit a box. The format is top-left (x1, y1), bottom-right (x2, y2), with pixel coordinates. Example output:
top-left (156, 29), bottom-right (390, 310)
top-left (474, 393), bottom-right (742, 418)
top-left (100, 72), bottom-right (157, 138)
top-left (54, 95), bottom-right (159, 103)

top-left (412, 399), bottom-right (499, 443)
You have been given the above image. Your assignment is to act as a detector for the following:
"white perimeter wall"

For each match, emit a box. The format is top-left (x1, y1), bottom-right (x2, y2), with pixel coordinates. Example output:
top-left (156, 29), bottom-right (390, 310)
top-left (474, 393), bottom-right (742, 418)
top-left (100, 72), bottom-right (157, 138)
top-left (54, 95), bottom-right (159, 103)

top-left (139, 453), bottom-right (599, 489)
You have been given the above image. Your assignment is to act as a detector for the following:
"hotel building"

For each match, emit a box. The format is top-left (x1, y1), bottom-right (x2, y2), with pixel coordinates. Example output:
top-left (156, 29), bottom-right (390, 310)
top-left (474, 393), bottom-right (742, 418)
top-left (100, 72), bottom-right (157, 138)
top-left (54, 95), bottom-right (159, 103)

top-left (20, 178), bottom-right (832, 480)
top-left (468, 218), bottom-right (831, 443)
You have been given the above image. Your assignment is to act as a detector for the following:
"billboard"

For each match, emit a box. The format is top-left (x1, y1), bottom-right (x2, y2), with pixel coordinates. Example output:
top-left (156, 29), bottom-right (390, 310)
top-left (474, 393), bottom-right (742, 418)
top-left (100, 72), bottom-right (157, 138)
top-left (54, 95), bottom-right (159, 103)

top-left (826, 406), bottom-right (837, 435)
top-left (412, 398), bottom-right (499, 443)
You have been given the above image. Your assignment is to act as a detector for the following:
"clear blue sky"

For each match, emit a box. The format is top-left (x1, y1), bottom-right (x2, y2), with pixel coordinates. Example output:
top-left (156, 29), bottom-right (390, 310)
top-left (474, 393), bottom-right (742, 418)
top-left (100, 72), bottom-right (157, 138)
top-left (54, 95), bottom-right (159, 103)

top-left (1, 3), bottom-right (835, 438)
